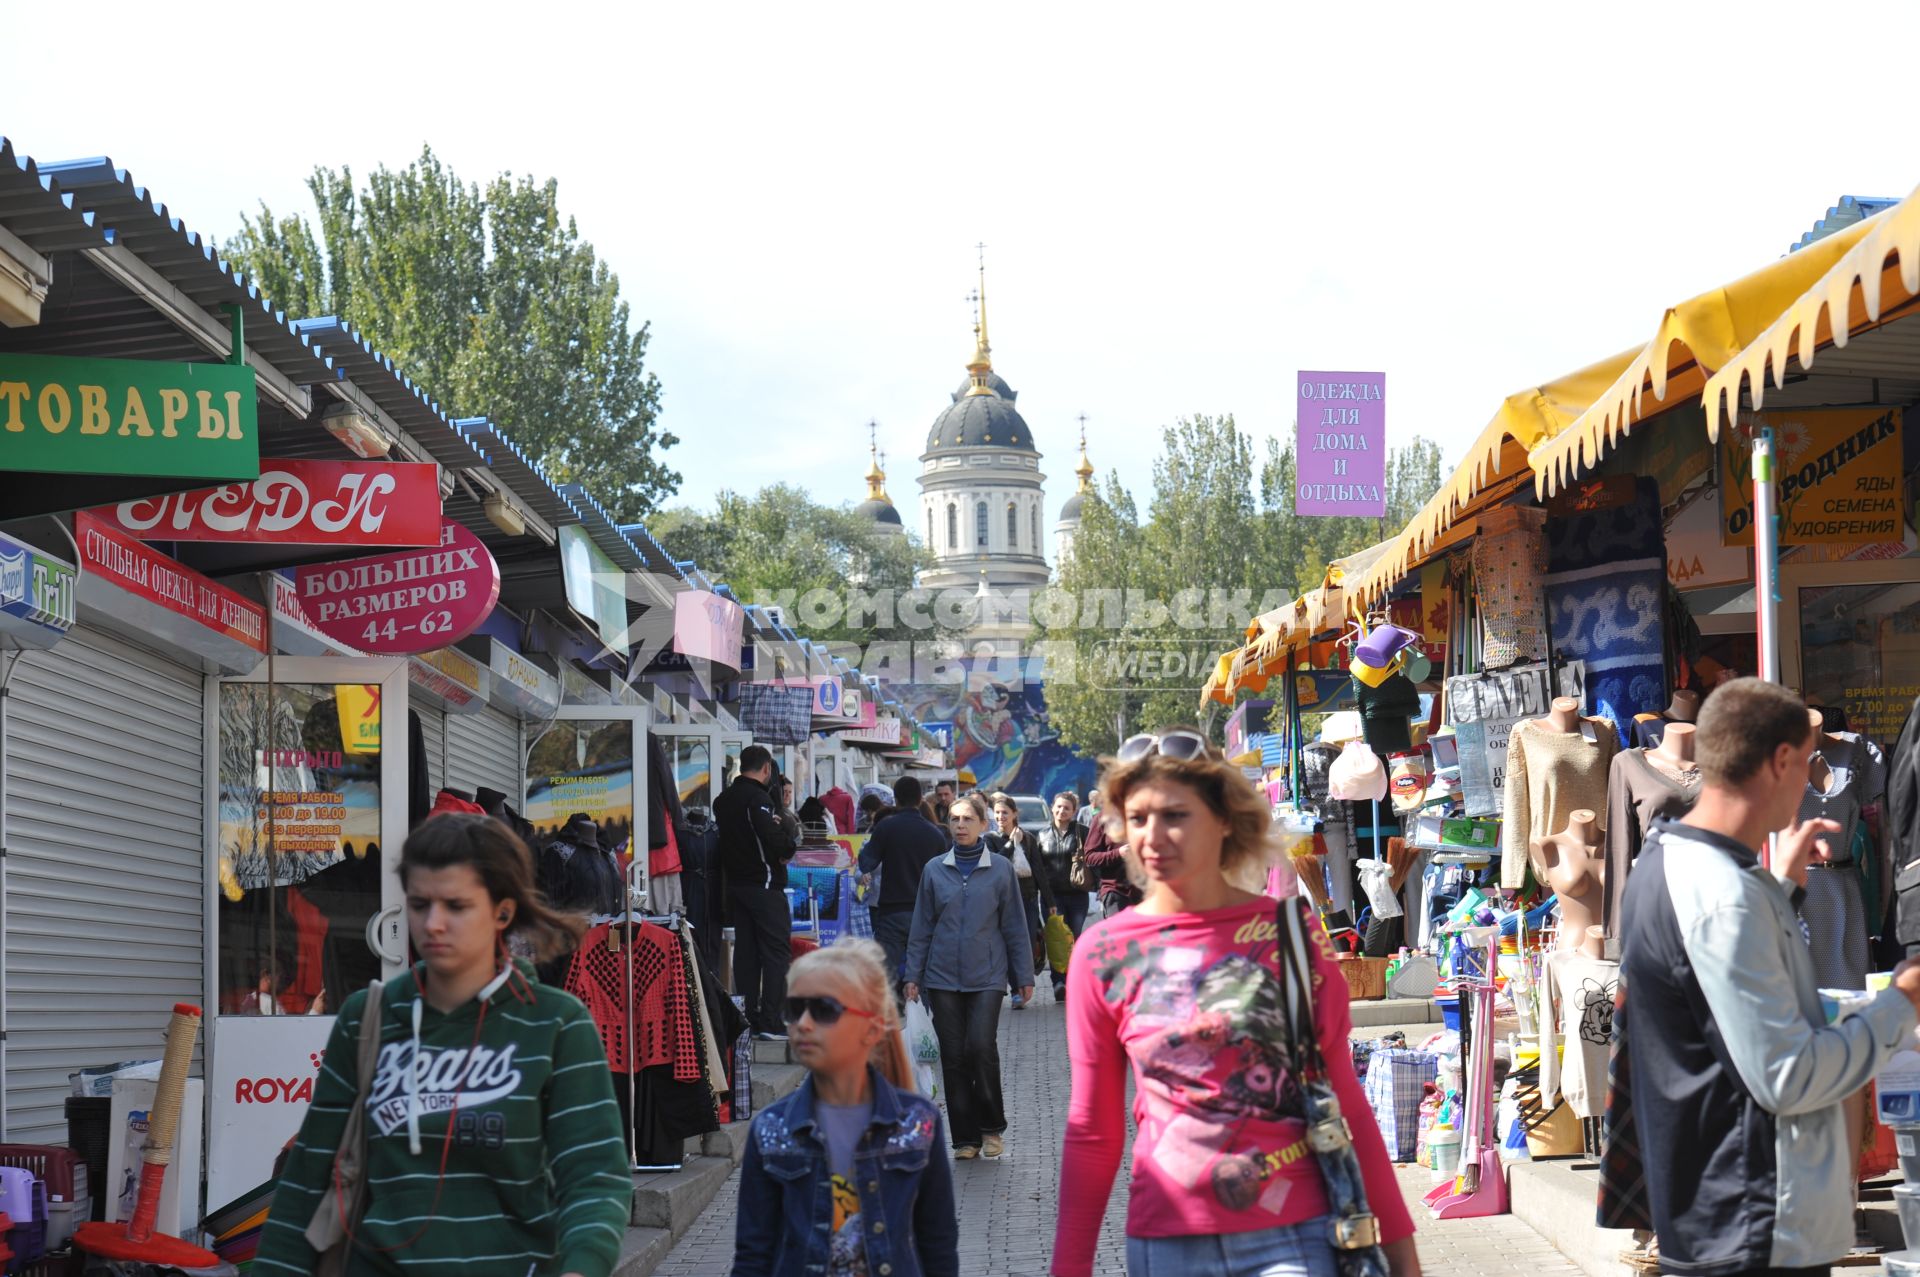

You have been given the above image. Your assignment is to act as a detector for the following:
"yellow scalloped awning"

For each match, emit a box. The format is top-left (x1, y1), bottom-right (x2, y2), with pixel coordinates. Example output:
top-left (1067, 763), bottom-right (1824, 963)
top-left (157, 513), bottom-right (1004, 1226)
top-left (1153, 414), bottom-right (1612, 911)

top-left (1348, 352), bottom-right (1633, 609)
top-left (1528, 210), bottom-right (1887, 496)
top-left (1704, 181), bottom-right (1920, 439)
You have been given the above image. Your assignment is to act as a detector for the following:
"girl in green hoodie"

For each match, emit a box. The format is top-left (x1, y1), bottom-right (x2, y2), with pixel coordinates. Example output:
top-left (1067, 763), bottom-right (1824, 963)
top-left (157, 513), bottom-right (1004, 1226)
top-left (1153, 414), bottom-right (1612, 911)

top-left (256, 813), bottom-right (632, 1276)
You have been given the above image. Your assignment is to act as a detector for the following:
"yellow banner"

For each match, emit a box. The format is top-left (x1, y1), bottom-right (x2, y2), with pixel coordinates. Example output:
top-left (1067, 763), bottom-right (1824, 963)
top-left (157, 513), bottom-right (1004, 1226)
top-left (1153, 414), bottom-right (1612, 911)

top-left (334, 683), bottom-right (383, 756)
top-left (1721, 407), bottom-right (1904, 545)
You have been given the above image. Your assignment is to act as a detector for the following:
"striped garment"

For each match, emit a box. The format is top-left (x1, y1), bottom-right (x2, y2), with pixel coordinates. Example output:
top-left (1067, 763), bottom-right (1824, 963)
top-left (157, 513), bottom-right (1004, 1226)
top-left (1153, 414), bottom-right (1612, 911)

top-left (254, 959), bottom-right (631, 1276)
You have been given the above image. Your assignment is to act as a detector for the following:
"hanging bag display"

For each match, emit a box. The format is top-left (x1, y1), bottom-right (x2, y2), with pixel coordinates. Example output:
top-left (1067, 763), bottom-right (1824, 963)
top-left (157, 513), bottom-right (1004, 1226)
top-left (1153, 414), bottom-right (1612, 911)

top-left (1272, 896), bottom-right (1391, 1277)
top-left (305, 979), bottom-right (384, 1275)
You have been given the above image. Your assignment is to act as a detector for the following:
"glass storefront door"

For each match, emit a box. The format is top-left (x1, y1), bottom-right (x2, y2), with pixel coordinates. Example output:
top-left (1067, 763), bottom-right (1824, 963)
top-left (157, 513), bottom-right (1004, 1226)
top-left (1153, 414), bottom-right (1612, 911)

top-left (1782, 560), bottom-right (1920, 745)
top-left (205, 657), bottom-right (409, 1213)
top-left (525, 704), bottom-right (651, 867)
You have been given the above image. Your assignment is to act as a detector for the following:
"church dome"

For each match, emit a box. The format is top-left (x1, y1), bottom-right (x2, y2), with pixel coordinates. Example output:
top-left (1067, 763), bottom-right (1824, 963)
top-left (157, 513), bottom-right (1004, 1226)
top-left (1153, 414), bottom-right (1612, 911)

top-left (1057, 490), bottom-right (1087, 523)
top-left (856, 496), bottom-right (903, 525)
top-left (952, 372), bottom-right (1015, 403)
top-left (925, 391), bottom-right (1033, 453)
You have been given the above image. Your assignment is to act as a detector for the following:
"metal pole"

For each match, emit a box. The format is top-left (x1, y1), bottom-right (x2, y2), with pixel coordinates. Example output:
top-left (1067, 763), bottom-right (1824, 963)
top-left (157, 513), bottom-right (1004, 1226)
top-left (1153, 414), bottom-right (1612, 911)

top-left (1753, 428), bottom-right (1780, 684)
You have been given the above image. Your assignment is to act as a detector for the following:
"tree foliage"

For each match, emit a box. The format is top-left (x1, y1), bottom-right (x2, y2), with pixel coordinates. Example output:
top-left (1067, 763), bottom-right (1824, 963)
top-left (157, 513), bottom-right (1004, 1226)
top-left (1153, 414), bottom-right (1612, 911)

top-left (1043, 420), bottom-right (1444, 757)
top-left (226, 146), bottom-right (678, 521)
top-left (653, 485), bottom-right (938, 646)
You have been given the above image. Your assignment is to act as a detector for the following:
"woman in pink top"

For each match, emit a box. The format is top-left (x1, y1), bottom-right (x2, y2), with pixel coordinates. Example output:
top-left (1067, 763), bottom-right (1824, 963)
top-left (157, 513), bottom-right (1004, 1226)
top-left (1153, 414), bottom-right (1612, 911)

top-left (1051, 730), bottom-right (1420, 1277)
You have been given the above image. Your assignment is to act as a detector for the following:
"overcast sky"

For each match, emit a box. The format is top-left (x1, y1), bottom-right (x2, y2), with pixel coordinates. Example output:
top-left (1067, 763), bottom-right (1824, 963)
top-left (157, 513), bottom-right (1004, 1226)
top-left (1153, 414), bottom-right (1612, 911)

top-left (8, 2), bottom-right (1918, 558)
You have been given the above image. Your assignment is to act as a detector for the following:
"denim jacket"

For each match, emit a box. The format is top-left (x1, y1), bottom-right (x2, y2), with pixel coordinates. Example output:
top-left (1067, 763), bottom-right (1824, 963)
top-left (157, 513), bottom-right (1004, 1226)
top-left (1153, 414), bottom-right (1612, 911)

top-left (734, 1068), bottom-right (959, 1277)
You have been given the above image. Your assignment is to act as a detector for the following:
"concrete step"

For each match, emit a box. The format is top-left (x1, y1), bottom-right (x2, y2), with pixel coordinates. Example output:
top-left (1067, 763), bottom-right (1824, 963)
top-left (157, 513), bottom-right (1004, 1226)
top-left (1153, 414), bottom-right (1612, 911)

top-left (751, 1062), bottom-right (807, 1113)
top-left (1350, 995), bottom-right (1443, 1028)
top-left (609, 1226), bottom-right (673, 1277)
top-left (1507, 1157), bottom-right (1636, 1277)
top-left (752, 1037), bottom-right (797, 1066)
top-left (682, 1117), bottom-right (752, 1166)
top-left (630, 1153), bottom-right (734, 1234)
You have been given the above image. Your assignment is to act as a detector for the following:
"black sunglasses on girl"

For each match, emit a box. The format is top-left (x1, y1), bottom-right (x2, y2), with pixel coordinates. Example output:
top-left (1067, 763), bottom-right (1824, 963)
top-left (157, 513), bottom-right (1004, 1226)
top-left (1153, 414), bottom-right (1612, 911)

top-left (783, 995), bottom-right (879, 1027)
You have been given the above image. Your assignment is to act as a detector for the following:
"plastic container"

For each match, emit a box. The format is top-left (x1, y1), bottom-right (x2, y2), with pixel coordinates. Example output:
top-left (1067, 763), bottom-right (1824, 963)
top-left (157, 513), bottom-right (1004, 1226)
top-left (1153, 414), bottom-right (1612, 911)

top-left (1428, 1124), bottom-right (1461, 1181)
top-left (1896, 1126), bottom-right (1920, 1182)
top-left (0, 1176), bottom-right (29, 1232)
top-left (62, 1098), bottom-right (110, 1222)
top-left (1897, 1183), bottom-right (1920, 1249)
top-left (1436, 994), bottom-right (1461, 1032)
top-left (0, 1147), bottom-right (87, 1249)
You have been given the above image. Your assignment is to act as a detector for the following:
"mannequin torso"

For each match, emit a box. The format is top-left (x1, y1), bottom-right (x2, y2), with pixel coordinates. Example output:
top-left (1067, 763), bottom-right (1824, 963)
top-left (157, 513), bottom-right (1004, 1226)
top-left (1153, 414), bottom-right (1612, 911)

top-left (1535, 809), bottom-right (1604, 956)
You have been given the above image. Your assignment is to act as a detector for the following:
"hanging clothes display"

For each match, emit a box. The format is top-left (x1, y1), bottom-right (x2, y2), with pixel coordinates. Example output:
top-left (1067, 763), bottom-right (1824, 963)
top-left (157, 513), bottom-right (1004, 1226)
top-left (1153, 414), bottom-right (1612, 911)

top-left (1601, 749), bottom-right (1701, 958)
top-left (1798, 732), bottom-right (1887, 990)
top-left (1471, 507), bottom-right (1548, 671)
top-left (738, 683), bottom-right (813, 745)
top-left (1545, 950), bottom-right (1618, 1120)
top-left (538, 815), bottom-right (625, 918)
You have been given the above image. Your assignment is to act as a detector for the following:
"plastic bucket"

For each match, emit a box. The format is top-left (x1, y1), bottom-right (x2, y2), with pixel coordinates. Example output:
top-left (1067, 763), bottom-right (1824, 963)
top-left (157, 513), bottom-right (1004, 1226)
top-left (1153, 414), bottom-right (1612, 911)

top-left (1428, 1128), bottom-right (1461, 1181)
top-left (1435, 994), bottom-right (1461, 1032)
top-left (1897, 1183), bottom-right (1920, 1248)
top-left (1896, 1126), bottom-right (1920, 1182)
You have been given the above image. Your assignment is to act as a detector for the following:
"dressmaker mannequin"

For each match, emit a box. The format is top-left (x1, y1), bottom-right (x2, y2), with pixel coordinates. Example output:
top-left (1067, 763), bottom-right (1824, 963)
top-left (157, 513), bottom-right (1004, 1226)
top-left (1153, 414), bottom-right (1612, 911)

top-left (1534, 810), bottom-right (1605, 956)
top-left (1655, 722), bottom-right (1696, 767)
top-left (1664, 689), bottom-right (1701, 724)
top-left (1544, 696), bottom-right (1581, 734)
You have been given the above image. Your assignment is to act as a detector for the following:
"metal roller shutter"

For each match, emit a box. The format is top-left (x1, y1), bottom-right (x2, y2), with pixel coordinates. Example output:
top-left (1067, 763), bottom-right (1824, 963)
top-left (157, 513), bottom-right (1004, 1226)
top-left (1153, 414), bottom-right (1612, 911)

top-left (447, 707), bottom-right (522, 802)
top-left (3, 627), bottom-right (204, 1143)
top-left (416, 707), bottom-right (446, 797)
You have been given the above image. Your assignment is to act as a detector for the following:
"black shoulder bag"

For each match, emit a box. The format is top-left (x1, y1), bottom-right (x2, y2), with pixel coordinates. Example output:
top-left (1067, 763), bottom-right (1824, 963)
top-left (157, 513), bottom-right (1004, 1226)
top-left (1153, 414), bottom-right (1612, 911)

top-left (1275, 895), bottom-right (1391, 1277)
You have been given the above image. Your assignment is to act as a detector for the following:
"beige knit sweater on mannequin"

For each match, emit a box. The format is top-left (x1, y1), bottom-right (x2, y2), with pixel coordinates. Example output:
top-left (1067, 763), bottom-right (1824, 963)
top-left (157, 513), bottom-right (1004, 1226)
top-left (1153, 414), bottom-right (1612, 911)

top-left (1501, 717), bottom-right (1618, 890)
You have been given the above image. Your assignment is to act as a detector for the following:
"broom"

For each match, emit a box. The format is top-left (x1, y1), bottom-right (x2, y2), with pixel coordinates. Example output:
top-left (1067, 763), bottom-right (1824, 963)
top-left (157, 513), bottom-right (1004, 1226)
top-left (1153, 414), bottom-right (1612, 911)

top-left (74, 1003), bottom-right (218, 1267)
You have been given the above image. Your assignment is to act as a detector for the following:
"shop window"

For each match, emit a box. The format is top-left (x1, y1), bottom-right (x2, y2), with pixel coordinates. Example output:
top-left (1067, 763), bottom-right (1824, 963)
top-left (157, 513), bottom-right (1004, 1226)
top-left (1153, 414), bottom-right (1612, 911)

top-left (947, 503), bottom-right (957, 549)
top-left (976, 501), bottom-right (989, 547)
top-left (673, 738), bottom-right (711, 809)
top-left (525, 718), bottom-right (637, 847)
top-left (1006, 502), bottom-right (1018, 547)
top-left (216, 682), bottom-right (386, 1016)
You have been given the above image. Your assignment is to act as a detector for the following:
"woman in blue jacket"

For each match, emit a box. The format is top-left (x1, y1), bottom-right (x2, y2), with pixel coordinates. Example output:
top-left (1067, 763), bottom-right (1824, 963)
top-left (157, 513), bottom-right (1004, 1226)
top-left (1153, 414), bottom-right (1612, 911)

top-left (902, 793), bottom-right (1035, 1160)
top-left (733, 938), bottom-right (957, 1277)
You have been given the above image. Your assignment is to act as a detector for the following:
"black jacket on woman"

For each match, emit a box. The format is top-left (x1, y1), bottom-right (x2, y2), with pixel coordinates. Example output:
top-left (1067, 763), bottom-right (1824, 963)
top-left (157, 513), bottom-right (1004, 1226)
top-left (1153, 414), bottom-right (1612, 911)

top-left (1036, 823), bottom-right (1084, 897)
top-left (995, 827), bottom-right (1056, 915)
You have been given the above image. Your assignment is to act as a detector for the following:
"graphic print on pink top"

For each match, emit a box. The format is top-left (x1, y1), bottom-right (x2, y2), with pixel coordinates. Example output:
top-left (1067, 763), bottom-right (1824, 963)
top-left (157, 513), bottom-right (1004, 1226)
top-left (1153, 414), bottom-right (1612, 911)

top-left (1048, 897), bottom-right (1413, 1277)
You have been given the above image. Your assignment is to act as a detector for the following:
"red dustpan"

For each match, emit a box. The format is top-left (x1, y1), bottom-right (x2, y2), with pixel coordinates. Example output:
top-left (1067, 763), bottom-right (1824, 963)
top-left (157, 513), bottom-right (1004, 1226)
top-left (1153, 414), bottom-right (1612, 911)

top-left (75, 1004), bottom-right (219, 1268)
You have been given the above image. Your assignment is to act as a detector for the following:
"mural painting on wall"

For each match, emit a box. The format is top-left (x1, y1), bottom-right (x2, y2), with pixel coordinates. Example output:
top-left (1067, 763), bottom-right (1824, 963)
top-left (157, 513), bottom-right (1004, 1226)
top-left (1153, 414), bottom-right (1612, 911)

top-left (896, 660), bottom-right (1097, 798)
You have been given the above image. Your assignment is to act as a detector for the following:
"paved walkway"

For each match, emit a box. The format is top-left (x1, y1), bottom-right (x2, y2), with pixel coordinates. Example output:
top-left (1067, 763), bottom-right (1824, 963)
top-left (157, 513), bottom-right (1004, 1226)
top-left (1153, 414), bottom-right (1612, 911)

top-left (661, 992), bottom-right (1582, 1275)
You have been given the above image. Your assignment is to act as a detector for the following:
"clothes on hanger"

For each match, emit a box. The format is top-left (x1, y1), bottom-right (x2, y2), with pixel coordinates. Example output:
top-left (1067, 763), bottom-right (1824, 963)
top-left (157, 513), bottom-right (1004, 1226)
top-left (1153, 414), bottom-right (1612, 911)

top-left (538, 814), bottom-right (625, 918)
top-left (1546, 950), bottom-right (1618, 1120)
top-left (1602, 749), bottom-right (1701, 959)
top-left (820, 786), bottom-right (856, 836)
top-left (475, 785), bottom-right (535, 843)
top-left (1798, 732), bottom-right (1886, 990)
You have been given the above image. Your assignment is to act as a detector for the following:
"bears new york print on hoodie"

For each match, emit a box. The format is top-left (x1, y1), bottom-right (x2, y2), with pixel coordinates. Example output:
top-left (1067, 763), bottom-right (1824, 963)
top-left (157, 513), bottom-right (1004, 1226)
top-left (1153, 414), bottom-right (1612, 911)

top-left (255, 959), bottom-right (631, 1276)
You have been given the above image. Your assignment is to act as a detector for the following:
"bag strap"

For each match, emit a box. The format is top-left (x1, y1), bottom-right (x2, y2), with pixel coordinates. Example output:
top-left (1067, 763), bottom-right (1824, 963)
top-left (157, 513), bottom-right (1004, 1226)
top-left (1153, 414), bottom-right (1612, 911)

top-left (355, 979), bottom-right (384, 1096)
top-left (1275, 896), bottom-right (1328, 1077)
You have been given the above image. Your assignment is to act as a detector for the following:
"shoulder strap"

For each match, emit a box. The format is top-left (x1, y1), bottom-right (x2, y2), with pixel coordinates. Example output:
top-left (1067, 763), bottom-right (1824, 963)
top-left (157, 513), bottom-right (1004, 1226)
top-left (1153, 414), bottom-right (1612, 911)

top-left (356, 979), bottom-right (384, 1088)
top-left (1274, 897), bottom-right (1327, 1077)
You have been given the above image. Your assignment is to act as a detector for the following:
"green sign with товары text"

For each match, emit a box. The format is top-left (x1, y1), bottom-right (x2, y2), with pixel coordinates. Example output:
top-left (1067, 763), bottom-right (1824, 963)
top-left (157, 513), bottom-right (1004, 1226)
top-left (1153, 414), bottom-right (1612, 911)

top-left (0, 351), bottom-right (259, 479)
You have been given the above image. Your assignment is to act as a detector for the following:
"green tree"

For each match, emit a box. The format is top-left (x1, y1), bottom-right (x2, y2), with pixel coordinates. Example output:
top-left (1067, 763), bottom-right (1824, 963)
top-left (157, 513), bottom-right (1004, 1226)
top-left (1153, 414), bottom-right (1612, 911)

top-left (227, 146), bottom-right (678, 521)
top-left (655, 484), bottom-right (940, 648)
top-left (1044, 420), bottom-right (1445, 757)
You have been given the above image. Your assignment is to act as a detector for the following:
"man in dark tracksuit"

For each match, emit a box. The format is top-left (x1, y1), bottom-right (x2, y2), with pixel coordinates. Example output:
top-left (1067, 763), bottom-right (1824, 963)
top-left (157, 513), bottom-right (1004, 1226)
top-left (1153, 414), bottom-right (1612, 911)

top-left (857, 775), bottom-right (949, 1003)
top-left (715, 744), bottom-right (797, 1040)
top-left (1619, 679), bottom-right (1920, 1277)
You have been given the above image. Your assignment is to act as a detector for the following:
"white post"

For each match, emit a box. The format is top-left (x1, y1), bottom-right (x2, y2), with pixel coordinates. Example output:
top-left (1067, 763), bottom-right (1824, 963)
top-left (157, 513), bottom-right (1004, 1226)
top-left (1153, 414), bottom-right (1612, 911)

top-left (1753, 428), bottom-right (1780, 684)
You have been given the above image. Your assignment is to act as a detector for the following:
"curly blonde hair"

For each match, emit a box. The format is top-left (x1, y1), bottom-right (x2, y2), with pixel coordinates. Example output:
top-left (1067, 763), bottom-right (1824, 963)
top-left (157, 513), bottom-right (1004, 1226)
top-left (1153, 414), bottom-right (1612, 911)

top-left (787, 937), bottom-right (914, 1090)
top-left (1098, 730), bottom-right (1279, 889)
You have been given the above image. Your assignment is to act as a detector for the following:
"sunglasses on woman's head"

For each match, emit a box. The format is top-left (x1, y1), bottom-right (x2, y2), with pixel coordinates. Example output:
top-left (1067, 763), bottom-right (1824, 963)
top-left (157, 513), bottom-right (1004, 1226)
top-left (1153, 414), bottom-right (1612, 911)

top-left (782, 995), bottom-right (878, 1027)
top-left (1116, 730), bottom-right (1209, 763)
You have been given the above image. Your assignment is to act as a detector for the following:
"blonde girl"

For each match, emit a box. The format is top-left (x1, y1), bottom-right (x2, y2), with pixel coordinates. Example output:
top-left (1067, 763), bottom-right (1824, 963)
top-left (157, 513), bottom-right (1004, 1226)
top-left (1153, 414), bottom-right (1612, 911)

top-left (733, 939), bottom-right (958, 1277)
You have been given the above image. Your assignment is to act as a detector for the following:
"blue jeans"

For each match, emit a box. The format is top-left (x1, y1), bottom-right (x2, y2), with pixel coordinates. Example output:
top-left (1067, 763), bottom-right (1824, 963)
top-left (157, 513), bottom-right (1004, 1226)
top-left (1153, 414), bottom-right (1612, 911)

top-left (1127, 1217), bottom-right (1338, 1277)
top-left (872, 908), bottom-right (913, 1004)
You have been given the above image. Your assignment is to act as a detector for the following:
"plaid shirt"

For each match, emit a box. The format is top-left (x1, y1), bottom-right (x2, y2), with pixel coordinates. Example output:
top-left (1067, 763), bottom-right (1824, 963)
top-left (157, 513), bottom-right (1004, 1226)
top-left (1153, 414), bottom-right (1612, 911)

top-left (739, 683), bottom-right (813, 745)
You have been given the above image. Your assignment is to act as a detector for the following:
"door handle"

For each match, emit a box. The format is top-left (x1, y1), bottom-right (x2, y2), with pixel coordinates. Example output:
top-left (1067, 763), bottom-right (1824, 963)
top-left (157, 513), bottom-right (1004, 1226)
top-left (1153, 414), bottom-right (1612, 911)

top-left (366, 905), bottom-right (407, 966)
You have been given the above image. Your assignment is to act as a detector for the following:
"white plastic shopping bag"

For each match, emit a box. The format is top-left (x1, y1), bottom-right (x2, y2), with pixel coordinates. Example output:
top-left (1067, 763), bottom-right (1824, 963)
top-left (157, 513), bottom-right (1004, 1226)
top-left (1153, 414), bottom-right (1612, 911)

top-left (903, 998), bottom-right (943, 1102)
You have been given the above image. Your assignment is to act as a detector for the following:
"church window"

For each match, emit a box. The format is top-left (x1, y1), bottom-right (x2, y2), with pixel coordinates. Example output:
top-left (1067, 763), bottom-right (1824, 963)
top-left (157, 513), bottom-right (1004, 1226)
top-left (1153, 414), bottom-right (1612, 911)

top-left (946, 503), bottom-right (957, 549)
top-left (1031, 505), bottom-right (1040, 551)
top-left (1007, 502), bottom-right (1018, 547)
top-left (975, 501), bottom-right (989, 548)
top-left (927, 509), bottom-right (934, 548)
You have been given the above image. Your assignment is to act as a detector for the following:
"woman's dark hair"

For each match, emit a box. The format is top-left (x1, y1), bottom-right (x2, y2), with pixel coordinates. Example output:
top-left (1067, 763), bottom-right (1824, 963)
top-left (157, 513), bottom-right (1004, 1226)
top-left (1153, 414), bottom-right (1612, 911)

top-left (799, 796), bottom-right (828, 824)
top-left (400, 813), bottom-right (587, 961)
